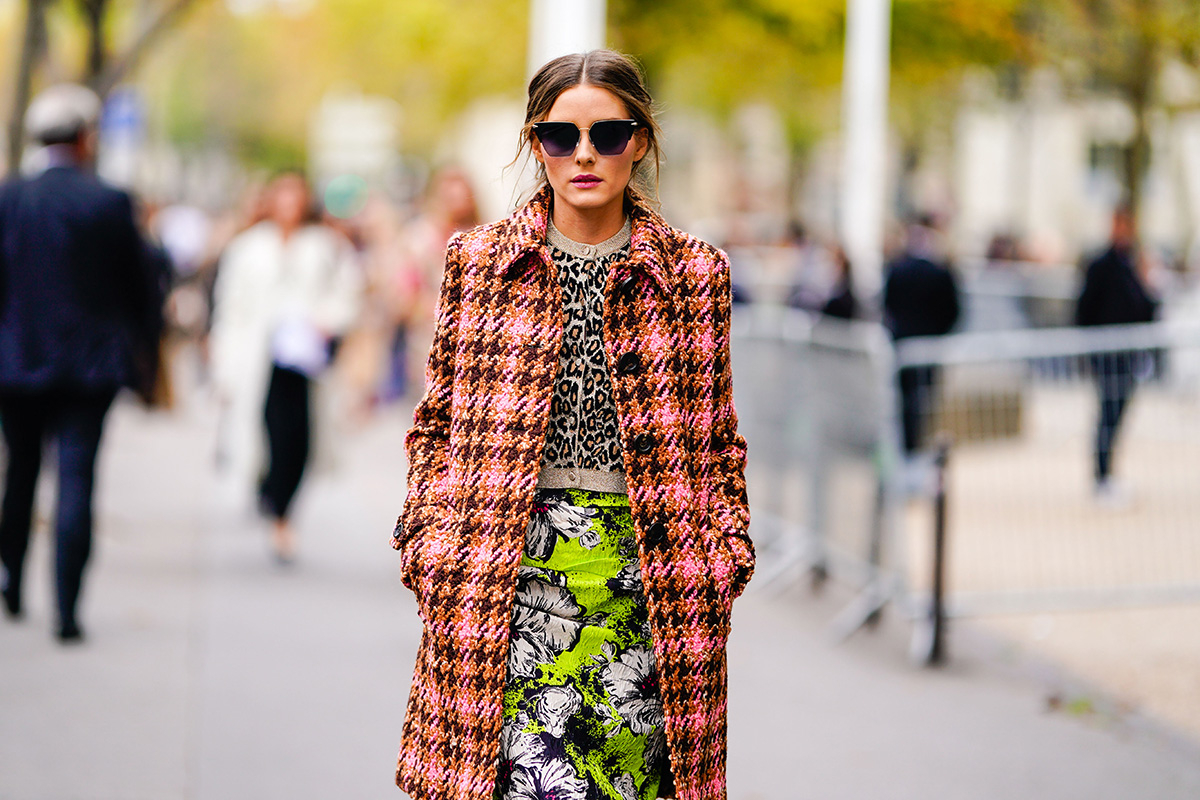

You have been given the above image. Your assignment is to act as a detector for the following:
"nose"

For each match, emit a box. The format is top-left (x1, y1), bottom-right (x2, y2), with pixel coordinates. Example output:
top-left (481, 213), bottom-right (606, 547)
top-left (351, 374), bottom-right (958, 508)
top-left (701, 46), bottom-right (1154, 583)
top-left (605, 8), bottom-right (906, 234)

top-left (574, 129), bottom-right (597, 165)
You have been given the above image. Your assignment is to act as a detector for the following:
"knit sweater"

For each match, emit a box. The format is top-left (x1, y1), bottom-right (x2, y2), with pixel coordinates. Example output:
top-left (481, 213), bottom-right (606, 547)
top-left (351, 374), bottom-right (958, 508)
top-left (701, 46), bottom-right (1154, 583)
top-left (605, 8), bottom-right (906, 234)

top-left (536, 218), bottom-right (632, 494)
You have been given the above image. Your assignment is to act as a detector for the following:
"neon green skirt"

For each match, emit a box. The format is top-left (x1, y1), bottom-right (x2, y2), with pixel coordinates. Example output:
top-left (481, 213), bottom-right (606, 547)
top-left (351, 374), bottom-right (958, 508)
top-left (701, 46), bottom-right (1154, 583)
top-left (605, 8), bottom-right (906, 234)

top-left (496, 488), bottom-right (664, 800)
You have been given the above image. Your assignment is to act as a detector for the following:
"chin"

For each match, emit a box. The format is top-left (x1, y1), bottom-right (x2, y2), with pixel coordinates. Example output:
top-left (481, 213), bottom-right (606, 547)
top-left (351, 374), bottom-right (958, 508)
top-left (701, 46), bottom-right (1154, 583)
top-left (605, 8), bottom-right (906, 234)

top-left (557, 185), bottom-right (621, 211)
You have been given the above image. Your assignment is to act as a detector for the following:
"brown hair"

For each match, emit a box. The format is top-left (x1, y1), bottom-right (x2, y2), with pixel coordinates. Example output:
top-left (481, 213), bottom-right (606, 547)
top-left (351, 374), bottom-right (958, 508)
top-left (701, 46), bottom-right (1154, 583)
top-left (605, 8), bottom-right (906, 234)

top-left (517, 49), bottom-right (662, 207)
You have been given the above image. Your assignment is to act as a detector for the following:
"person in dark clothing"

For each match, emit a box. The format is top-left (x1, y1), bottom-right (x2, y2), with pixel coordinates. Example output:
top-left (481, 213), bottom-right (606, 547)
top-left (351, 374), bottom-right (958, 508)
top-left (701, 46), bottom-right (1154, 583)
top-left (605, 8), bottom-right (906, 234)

top-left (820, 246), bottom-right (859, 321)
top-left (882, 217), bottom-right (961, 454)
top-left (0, 84), bottom-right (161, 642)
top-left (1075, 206), bottom-right (1158, 501)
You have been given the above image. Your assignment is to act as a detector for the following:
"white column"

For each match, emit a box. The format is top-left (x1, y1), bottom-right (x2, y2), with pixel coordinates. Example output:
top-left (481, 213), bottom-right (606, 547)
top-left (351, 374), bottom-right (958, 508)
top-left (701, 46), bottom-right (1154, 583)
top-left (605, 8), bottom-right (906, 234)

top-left (840, 0), bottom-right (893, 298)
top-left (527, 0), bottom-right (606, 77)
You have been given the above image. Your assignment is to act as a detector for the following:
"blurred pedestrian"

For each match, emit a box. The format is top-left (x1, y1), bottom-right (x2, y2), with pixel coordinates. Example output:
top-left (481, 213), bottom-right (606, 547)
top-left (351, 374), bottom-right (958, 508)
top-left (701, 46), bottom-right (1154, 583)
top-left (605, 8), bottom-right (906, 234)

top-left (390, 50), bottom-right (754, 800)
top-left (783, 221), bottom-right (836, 312)
top-left (392, 166), bottom-right (480, 400)
top-left (0, 84), bottom-right (164, 642)
top-left (819, 246), bottom-right (859, 321)
top-left (209, 172), bottom-right (362, 562)
top-left (883, 214), bottom-right (961, 454)
top-left (1075, 205), bottom-right (1158, 505)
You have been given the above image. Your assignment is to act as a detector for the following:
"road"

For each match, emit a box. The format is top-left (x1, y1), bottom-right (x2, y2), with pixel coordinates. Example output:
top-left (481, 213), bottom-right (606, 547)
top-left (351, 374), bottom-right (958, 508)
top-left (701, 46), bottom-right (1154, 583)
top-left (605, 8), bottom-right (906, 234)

top-left (2, 397), bottom-right (1199, 800)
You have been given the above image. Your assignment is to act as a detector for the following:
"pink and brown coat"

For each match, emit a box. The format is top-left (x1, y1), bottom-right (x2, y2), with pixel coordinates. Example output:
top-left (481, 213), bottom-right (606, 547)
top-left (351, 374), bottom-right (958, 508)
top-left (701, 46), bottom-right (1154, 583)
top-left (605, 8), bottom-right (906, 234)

top-left (391, 186), bottom-right (753, 800)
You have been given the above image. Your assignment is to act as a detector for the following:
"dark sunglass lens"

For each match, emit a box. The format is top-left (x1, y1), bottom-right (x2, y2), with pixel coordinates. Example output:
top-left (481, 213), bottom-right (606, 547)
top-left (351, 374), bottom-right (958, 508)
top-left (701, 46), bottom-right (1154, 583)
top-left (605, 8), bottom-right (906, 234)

top-left (536, 123), bottom-right (579, 157)
top-left (589, 121), bottom-right (634, 155)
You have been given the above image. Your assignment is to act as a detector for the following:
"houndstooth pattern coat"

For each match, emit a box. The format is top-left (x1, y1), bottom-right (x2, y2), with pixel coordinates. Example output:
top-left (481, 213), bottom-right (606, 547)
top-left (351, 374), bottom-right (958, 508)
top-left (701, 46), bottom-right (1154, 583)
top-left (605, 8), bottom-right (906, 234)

top-left (391, 186), bottom-right (754, 800)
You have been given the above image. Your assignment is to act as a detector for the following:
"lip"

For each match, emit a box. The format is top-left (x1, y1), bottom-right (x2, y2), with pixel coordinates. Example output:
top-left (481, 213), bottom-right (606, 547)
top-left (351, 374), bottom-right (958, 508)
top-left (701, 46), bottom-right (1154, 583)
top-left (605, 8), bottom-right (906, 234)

top-left (571, 174), bottom-right (602, 187)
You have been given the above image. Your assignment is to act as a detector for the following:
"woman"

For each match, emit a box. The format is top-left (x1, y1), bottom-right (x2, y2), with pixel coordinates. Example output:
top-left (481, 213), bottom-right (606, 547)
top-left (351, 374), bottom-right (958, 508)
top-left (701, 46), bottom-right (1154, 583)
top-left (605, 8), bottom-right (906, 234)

top-left (392, 167), bottom-right (481, 400)
top-left (391, 51), bottom-right (753, 800)
top-left (210, 172), bottom-right (362, 561)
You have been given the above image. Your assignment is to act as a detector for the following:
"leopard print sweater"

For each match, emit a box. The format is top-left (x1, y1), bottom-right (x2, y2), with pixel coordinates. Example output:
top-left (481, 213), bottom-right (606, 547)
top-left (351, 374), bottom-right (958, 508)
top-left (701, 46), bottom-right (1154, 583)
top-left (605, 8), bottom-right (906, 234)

top-left (536, 218), bottom-right (632, 494)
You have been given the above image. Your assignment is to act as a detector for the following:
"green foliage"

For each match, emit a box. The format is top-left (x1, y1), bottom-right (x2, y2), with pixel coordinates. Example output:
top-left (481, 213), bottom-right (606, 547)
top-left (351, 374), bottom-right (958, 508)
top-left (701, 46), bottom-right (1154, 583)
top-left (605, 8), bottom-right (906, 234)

top-left (141, 0), bottom-right (527, 166)
top-left (123, 0), bottom-right (1200, 177)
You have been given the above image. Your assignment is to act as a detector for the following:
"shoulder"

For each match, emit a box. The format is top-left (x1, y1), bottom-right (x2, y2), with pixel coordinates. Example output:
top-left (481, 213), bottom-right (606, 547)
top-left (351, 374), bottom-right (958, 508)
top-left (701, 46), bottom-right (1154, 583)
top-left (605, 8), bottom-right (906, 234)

top-left (296, 224), bottom-right (349, 252)
top-left (1086, 248), bottom-right (1120, 274)
top-left (231, 221), bottom-right (274, 247)
top-left (0, 176), bottom-right (22, 197)
top-left (636, 207), bottom-right (729, 270)
top-left (66, 169), bottom-right (135, 211)
top-left (674, 227), bottom-right (728, 266)
top-left (0, 177), bottom-right (20, 212)
top-left (223, 222), bottom-right (274, 261)
top-left (452, 218), bottom-right (509, 254)
top-left (447, 210), bottom-right (541, 274)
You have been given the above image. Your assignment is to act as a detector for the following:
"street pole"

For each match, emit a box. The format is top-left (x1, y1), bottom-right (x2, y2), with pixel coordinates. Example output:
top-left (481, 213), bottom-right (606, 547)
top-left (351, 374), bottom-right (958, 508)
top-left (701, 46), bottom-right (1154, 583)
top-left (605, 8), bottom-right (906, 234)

top-left (527, 0), bottom-right (606, 77)
top-left (840, 0), bottom-right (893, 299)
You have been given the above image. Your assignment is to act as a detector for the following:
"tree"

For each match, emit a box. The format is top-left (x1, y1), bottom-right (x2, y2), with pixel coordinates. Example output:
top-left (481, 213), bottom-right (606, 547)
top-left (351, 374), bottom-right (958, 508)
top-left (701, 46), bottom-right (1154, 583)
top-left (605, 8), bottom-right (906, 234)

top-left (1018, 0), bottom-right (1200, 230)
top-left (7, 0), bottom-right (52, 171)
top-left (5, 0), bottom-right (203, 172)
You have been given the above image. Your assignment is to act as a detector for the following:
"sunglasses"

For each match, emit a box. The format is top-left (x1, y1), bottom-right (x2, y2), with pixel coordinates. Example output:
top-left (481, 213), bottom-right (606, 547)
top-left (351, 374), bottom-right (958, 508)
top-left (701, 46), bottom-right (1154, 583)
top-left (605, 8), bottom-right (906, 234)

top-left (532, 119), bottom-right (640, 158)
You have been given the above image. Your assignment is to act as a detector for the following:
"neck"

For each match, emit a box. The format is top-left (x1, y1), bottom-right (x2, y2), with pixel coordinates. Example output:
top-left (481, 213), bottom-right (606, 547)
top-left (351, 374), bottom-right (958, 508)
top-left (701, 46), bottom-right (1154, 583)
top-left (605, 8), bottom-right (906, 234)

top-left (550, 194), bottom-right (626, 245)
top-left (41, 144), bottom-right (79, 169)
top-left (277, 221), bottom-right (301, 241)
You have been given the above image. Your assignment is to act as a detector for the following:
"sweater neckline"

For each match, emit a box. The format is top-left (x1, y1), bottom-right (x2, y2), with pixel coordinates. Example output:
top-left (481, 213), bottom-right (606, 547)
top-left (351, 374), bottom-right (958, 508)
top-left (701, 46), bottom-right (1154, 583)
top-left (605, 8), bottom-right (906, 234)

top-left (547, 217), bottom-right (632, 260)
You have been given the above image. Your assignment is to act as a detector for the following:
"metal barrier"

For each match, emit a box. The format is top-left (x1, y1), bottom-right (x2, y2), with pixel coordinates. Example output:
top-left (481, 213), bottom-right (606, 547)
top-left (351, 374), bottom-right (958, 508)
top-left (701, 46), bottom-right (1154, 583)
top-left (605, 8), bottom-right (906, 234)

top-left (733, 307), bottom-right (1200, 662)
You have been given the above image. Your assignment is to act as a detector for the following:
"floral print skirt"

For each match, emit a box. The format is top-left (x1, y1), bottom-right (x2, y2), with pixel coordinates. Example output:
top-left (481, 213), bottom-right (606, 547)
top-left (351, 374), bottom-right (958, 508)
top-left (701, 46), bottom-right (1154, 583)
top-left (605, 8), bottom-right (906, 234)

top-left (496, 488), bottom-right (665, 800)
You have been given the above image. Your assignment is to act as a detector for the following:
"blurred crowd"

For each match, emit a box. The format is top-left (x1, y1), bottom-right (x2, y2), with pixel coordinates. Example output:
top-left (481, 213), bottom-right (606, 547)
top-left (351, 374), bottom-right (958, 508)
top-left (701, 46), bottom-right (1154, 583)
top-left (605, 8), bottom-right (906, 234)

top-left (140, 166), bottom-right (482, 559)
top-left (0, 81), bottom-right (1170, 634)
top-left (146, 165), bottom-right (480, 418)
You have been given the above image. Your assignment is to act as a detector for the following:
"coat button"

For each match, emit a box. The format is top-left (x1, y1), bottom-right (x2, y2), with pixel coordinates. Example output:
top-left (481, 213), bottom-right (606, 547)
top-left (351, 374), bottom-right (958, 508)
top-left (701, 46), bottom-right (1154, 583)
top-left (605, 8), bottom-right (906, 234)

top-left (617, 274), bottom-right (638, 295)
top-left (633, 433), bottom-right (655, 453)
top-left (616, 352), bottom-right (642, 376)
top-left (646, 521), bottom-right (668, 546)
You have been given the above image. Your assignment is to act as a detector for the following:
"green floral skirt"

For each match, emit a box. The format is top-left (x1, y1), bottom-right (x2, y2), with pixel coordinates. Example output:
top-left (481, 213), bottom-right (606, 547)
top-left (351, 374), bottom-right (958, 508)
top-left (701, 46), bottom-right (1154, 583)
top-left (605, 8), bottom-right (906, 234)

top-left (496, 488), bottom-right (665, 800)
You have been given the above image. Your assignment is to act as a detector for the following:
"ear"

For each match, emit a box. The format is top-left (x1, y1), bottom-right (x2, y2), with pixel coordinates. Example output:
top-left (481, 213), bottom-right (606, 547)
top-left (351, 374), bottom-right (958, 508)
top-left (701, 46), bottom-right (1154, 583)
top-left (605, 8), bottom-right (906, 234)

top-left (532, 134), bottom-right (546, 166)
top-left (631, 128), bottom-right (649, 163)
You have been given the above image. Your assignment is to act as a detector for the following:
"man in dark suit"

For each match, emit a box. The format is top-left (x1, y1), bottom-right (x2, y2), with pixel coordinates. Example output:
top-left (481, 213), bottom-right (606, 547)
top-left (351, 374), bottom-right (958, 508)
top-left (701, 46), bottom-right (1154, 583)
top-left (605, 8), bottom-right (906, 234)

top-left (1075, 206), bottom-right (1158, 503)
top-left (882, 216), bottom-right (961, 454)
top-left (0, 84), bottom-right (160, 642)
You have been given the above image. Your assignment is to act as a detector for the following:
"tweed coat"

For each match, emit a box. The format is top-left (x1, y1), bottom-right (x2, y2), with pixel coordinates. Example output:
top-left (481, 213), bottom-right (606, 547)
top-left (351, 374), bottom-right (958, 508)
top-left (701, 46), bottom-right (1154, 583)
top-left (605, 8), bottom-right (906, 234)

top-left (391, 186), bottom-right (754, 800)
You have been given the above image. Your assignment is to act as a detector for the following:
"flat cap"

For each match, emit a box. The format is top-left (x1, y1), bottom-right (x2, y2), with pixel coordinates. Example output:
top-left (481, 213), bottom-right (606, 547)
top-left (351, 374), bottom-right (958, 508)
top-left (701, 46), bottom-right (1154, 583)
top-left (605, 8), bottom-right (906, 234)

top-left (25, 83), bottom-right (102, 144)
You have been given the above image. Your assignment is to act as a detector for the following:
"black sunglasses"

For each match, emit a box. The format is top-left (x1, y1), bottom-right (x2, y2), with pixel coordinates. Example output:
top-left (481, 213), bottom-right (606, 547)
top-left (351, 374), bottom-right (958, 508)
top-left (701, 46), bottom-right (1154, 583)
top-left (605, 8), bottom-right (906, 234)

top-left (532, 119), bottom-right (639, 158)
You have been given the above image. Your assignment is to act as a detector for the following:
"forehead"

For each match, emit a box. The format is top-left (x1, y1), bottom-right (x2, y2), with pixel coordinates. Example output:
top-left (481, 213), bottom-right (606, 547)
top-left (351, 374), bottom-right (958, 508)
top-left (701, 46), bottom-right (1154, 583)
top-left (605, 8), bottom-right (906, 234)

top-left (272, 175), bottom-right (308, 194)
top-left (545, 84), bottom-right (629, 122)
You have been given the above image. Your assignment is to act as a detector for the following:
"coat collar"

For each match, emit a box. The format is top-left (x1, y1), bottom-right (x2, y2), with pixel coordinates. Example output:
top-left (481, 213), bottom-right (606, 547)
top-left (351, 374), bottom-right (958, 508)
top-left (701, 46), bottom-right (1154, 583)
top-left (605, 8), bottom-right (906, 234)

top-left (494, 185), bottom-right (676, 295)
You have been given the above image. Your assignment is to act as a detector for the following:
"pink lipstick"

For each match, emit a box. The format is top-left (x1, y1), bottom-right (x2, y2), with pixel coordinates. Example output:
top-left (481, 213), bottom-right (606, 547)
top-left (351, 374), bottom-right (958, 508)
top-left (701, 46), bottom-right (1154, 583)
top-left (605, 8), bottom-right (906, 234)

top-left (571, 174), bottom-right (601, 189)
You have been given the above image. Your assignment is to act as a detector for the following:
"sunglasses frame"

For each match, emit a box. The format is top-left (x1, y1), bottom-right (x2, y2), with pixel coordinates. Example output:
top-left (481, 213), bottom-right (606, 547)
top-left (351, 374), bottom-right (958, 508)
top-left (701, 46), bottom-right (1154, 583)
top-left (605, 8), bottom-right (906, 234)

top-left (531, 119), bottom-right (640, 158)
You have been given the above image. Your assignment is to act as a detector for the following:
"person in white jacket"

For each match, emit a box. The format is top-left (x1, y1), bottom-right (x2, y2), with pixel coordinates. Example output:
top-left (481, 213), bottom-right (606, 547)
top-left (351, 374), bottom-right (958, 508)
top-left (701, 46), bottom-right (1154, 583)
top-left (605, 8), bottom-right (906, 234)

top-left (210, 173), bottom-right (362, 562)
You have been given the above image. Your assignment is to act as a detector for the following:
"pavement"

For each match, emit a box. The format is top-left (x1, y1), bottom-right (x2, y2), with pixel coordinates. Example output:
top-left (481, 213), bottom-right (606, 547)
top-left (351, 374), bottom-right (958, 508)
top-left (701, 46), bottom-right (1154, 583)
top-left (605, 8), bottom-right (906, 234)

top-left (3, 397), bottom-right (1200, 800)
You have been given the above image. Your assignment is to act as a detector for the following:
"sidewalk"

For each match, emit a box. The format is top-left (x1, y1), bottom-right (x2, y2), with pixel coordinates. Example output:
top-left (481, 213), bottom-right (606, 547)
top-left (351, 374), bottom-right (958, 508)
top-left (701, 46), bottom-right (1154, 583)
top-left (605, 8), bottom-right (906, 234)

top-left (2, 400), bottom-right (1199, 800)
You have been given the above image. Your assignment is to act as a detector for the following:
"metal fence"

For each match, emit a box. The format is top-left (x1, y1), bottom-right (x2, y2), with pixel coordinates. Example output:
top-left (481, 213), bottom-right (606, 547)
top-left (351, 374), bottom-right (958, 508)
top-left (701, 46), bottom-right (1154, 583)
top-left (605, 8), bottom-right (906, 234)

top-left (733, 306), bottom-right (1200, 660)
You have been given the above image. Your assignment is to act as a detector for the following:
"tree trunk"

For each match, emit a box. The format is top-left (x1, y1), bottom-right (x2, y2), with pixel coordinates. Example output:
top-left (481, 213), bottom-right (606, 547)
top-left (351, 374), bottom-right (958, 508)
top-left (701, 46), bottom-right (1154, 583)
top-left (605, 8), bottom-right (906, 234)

top-left (1123, 94), bottom-right (1151, 238)
top-left (93, 0), bottom-right (202, 96)
top-left (81, 0), bottom-right (110, 84)
top-left (6, 0), bottom-right (52, 173)
top-left (1121, 0), bottom-right (1158, 240)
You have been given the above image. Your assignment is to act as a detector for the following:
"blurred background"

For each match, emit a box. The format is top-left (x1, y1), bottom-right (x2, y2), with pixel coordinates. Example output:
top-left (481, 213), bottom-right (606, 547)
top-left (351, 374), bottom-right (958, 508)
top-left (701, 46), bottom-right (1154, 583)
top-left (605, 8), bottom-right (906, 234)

top-left (4, 0), bottom-right (1200, 798)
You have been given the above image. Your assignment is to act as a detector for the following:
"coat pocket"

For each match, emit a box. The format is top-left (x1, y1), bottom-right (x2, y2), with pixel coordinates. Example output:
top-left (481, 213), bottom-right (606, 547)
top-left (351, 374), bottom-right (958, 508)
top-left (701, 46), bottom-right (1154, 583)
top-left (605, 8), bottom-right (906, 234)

top-left (399, 504), bottom-right (462, 611)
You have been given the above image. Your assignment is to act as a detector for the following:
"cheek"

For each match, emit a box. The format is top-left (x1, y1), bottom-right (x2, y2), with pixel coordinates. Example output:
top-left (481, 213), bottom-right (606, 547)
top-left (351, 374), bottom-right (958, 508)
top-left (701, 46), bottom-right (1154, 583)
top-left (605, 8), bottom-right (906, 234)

top-left (543, 158), bottom-right (570, 185)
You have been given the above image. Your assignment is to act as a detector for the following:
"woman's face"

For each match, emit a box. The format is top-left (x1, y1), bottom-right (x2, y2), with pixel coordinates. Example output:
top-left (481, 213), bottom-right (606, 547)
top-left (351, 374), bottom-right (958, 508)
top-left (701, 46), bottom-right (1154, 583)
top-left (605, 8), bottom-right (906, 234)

top-left (533, 84), bottom-right (648, 220)
top-left (270, 175), bottom-right (310, 229)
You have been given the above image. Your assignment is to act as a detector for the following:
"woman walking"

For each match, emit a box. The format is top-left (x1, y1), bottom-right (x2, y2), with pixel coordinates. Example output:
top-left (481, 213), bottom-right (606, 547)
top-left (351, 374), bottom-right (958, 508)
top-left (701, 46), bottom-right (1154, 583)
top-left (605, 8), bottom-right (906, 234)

top-left (210, 173), bottom-right (362, 561)
top-left (391, 50), bottom-right (753, 800)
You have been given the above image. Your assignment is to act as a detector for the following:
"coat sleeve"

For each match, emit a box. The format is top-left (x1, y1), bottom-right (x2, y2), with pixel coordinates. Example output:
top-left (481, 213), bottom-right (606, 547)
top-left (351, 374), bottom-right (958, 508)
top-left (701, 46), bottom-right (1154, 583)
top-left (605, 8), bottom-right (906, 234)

top-left (208, 236), bottom-right (257, 398)
top-left (0, 186), bottom-right (7, 312)
top-left (709, 249), bottom-right (755, 599)
top-left (392, 234), bottom-right (465, 586)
